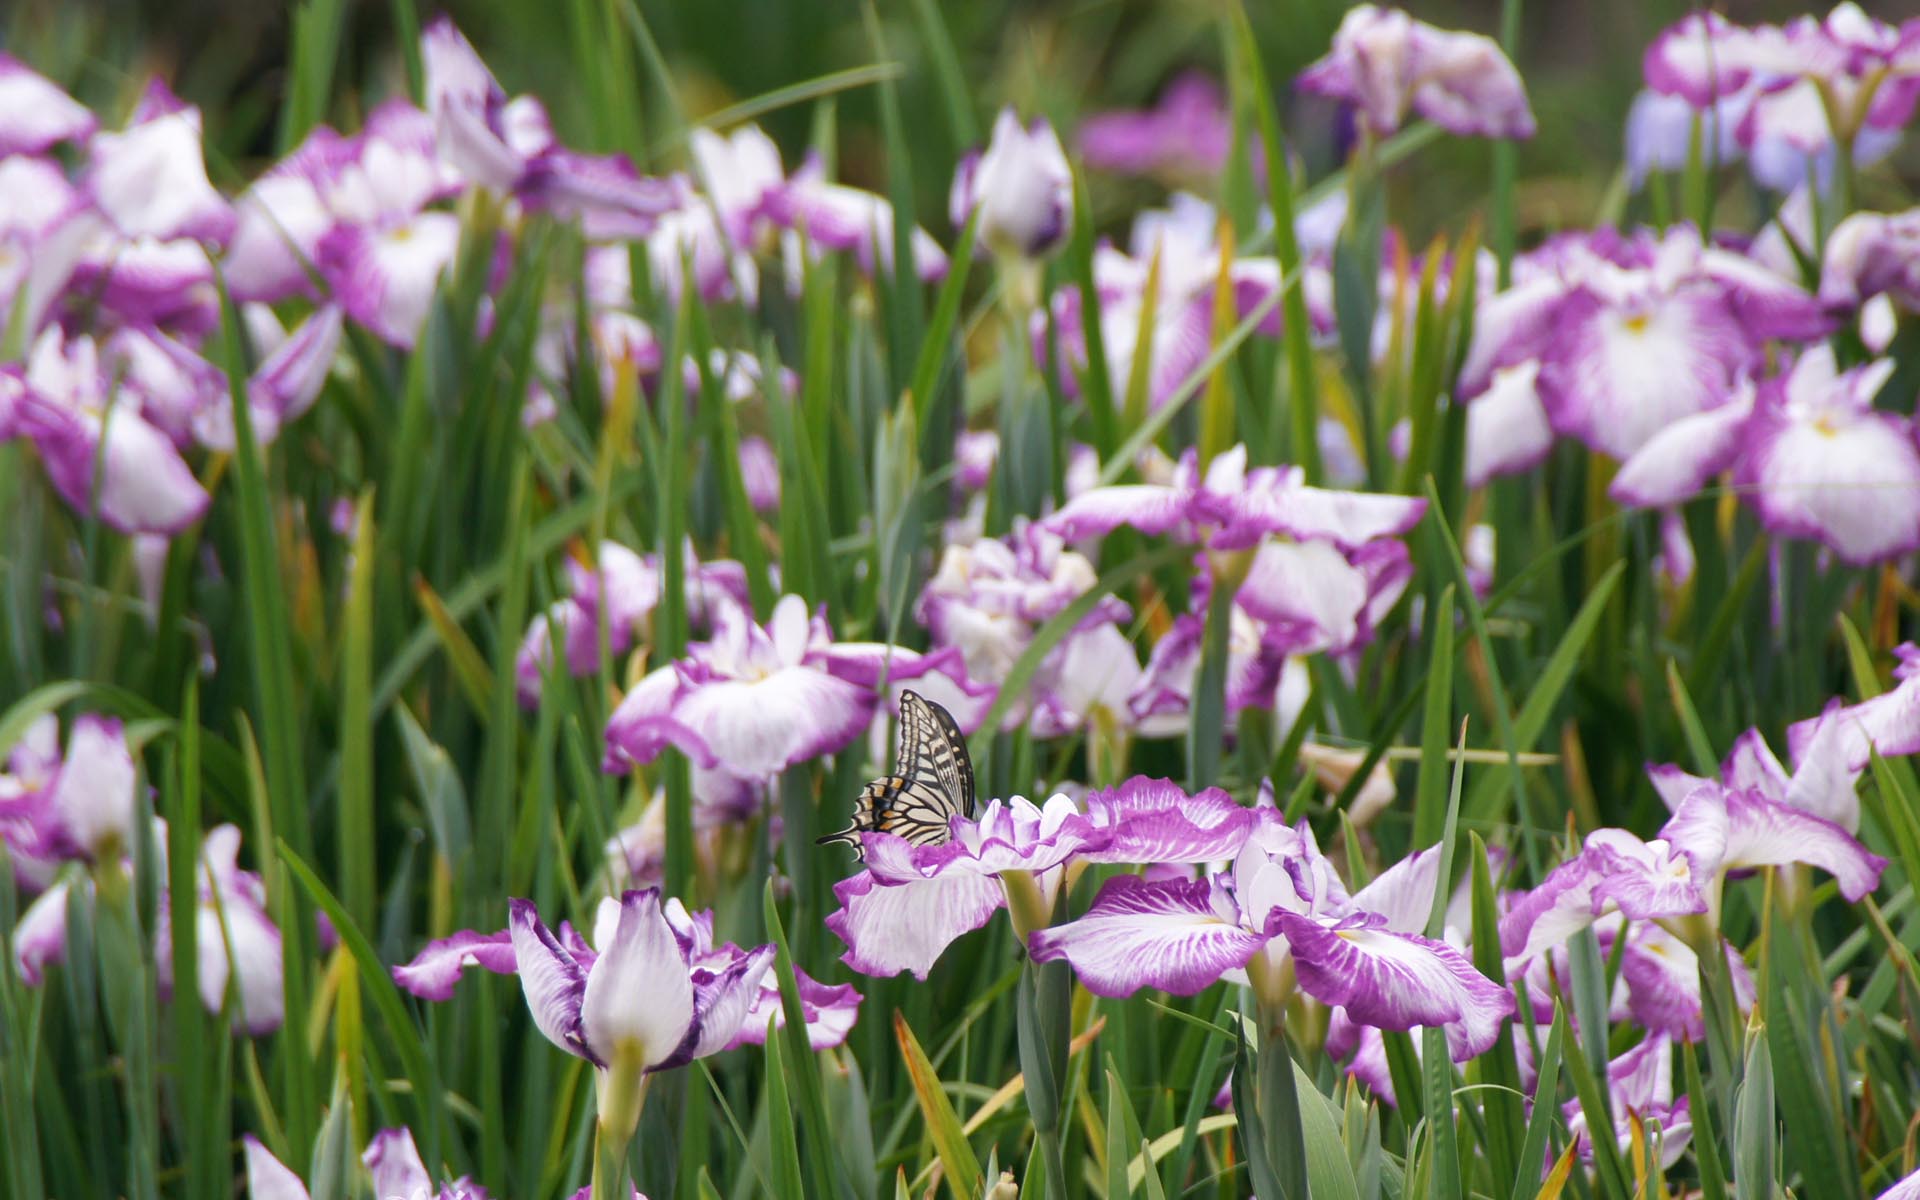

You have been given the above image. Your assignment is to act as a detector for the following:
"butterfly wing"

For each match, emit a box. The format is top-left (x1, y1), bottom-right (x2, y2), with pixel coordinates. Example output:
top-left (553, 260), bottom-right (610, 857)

top-left (817, 691), bottom-right (975, 856)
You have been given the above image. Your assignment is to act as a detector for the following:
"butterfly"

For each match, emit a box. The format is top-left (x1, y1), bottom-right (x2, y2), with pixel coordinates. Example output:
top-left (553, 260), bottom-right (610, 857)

top-left (817, 690), bottom-right (975, 857)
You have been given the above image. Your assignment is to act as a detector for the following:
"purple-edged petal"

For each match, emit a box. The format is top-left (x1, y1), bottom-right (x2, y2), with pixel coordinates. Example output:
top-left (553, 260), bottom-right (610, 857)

top-left (580, 888), bottom-right (695, 1068)
top-left (362, 1128), bottom-right (431, 1200)
top-left (243, 1135), bottom-right (312, 1200)
top-left (1609, 379), bottom-right (1755, 508)
top-left (1723, 789), bottom-right (1884, 901)
top-left (669, 942), bottom-right (773, 1066)
top-left (1464, 360), bottom-right (1554, 487)
top-left (1537, 283), bottom-right (1752, 462)
top-left (1620, 925), bottom-right (1755, 1042)
top-left (951, 107), bottom-right (1072, 259)
top-left (1736, 353), bottom-right (1920, 565)
top-left (87, 82), bottom-right (234, 243)
top-left (1078, 776), bottom-right (1256, 864)
top-left (1281, 913), bottom-right (1514, 1058)
top-left (659, 662), bottom-right (876, 777)
top-left (734, 967), bottom-right (862, 1051)
top-left (13, 881), bottom-right (73, 985)
top-left (195, 891), bottom-right (286, 1035)
top-left (1349, 845), bottom-right (1443, 935)
top-left (825, 869), bottom-right (1005, 981)
top-left (49, 714), bottom-right (136, 857)
top-left (318, 212), bottom-right (461, 349)
top-left (1234, 539), bottom-right (1370, 654)
top-left (0, 55), bottom-right (97, 154)
top-left (11, 380), bottom-right (212, 537)
top-left (392, 928), bottom-right (516, 999)
top-left (1209, 466), bottom-right (1427, 552)
top-left (507, 897), bottom-right (595, 1064)
top-left (1040, 483), bottom-right (1191, 542)
top-left (1297, 6), bottom-right (1534, 140)
top-left (1027, 875), bottom-right (1264, 997)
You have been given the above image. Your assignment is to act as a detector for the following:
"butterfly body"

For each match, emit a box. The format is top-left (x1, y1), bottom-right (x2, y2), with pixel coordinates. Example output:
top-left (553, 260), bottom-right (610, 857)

top-left (818, 690), bottom-right (975, 857)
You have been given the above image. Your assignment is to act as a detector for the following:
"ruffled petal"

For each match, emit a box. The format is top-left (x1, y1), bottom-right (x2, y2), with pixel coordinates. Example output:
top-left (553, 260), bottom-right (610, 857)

top-left (1722, 790), bottom-right (1884, 902)
top-left (1040, 483), bottom-right (1191, 542)
top-left (1609, 380), bottom-right (1755, 508)
top-left (825, 869), bottom-right (1005, 981)
top-left (665, 664), bottom-right (876, 778)
top-left (507, 898), bottom-right (595, 1063)
top-left (1026, 875), bottom-right (1263, 997)
top-left (1281, 913), bottom-right (1514, 1058)
top-left (1078, 776), bottom-right (1257, 864)
top-left (391, 928), bottom-right (516, 999)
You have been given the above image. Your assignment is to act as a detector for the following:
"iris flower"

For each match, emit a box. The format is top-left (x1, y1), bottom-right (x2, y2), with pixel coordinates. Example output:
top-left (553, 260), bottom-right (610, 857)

top-left (1029, 816), bottom-right (1514, 1058)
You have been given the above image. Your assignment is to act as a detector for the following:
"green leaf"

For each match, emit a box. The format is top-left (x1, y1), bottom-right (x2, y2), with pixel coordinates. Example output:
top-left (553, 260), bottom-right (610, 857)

top-left (893, 1012), bottom-right (983, 1200)
top-left (276, 840), bottom-right (448, 1169)
top-left (760, 883), bottom-right (849, 1199)
top-left (1463, 555), bottom-right (1625, 838)
top-left (1508, 1009), bottom-right (1567, 1200)
top-left (1683, 1039), bottom-right (1730, 1200)
top-left (764, 1022), bottom-right (808, 1199)
top-left (1468, 833), bottom-right (1522, 1190)
top-left (1733, 1026), bottom-right (1776, 1200)
top-left (1420, 1025), bottom-right (1463, 1200)
top-left (1413, 587), bottom-right (1457, 849)
top-left (338, 491), bottom-right (377, 931)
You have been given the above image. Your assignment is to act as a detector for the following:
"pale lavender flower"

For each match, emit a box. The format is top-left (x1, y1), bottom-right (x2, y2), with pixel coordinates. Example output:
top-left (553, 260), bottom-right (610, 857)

top-left (1128, 606), bottom-right (1284, 738)
top-left (603, 594), bottom-right (877, 778)
top-left (1029, 818), bottom-right (1514, 1056)
top-left (1297, 6), bottom-right (1535, 140)
top-left (689, 125), bottom-right (790, 246)
top-left (243, 1137), bottom-right (313, 1200)
top-left (1625, 89), bottom-right (1746, 188)
top-left (916, 525), bottom-right (1121, 689)
top-left (510, 889), bottom-right (765, 1072)
top-left (1043, 444), bottom-right (1425, 551)
top-left (950, 107), bottom-right (1072, 259)
top-left (515, 543), bottom-right (747, 707)
top-left (1079, 72), bottom-right (1234, 179)
top-left (1650, 715), bottom-right (1863, 834)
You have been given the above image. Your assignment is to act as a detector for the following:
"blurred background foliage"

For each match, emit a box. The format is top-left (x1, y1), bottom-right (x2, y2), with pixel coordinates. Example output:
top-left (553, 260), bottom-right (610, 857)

top-left (10, 0), bottom-right (1918, 255)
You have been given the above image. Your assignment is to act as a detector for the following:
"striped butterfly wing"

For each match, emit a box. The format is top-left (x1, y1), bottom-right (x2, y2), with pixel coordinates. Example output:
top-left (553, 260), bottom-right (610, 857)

top-left (817, 690), bottom-right (975, 857)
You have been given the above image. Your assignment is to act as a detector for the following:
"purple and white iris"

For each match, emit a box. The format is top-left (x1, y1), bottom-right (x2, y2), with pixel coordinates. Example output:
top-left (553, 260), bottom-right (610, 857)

top-left (391, 889), bottom-right (859, 1063)
top-left (950, 108), bottom-right (1073, 259)
top-left (1297, 6), bottom-right (1536, 140)
top-left (1029, 815), bottom-right (1514, 1058)
top-left (602, 594), bottom-right (883, 779)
